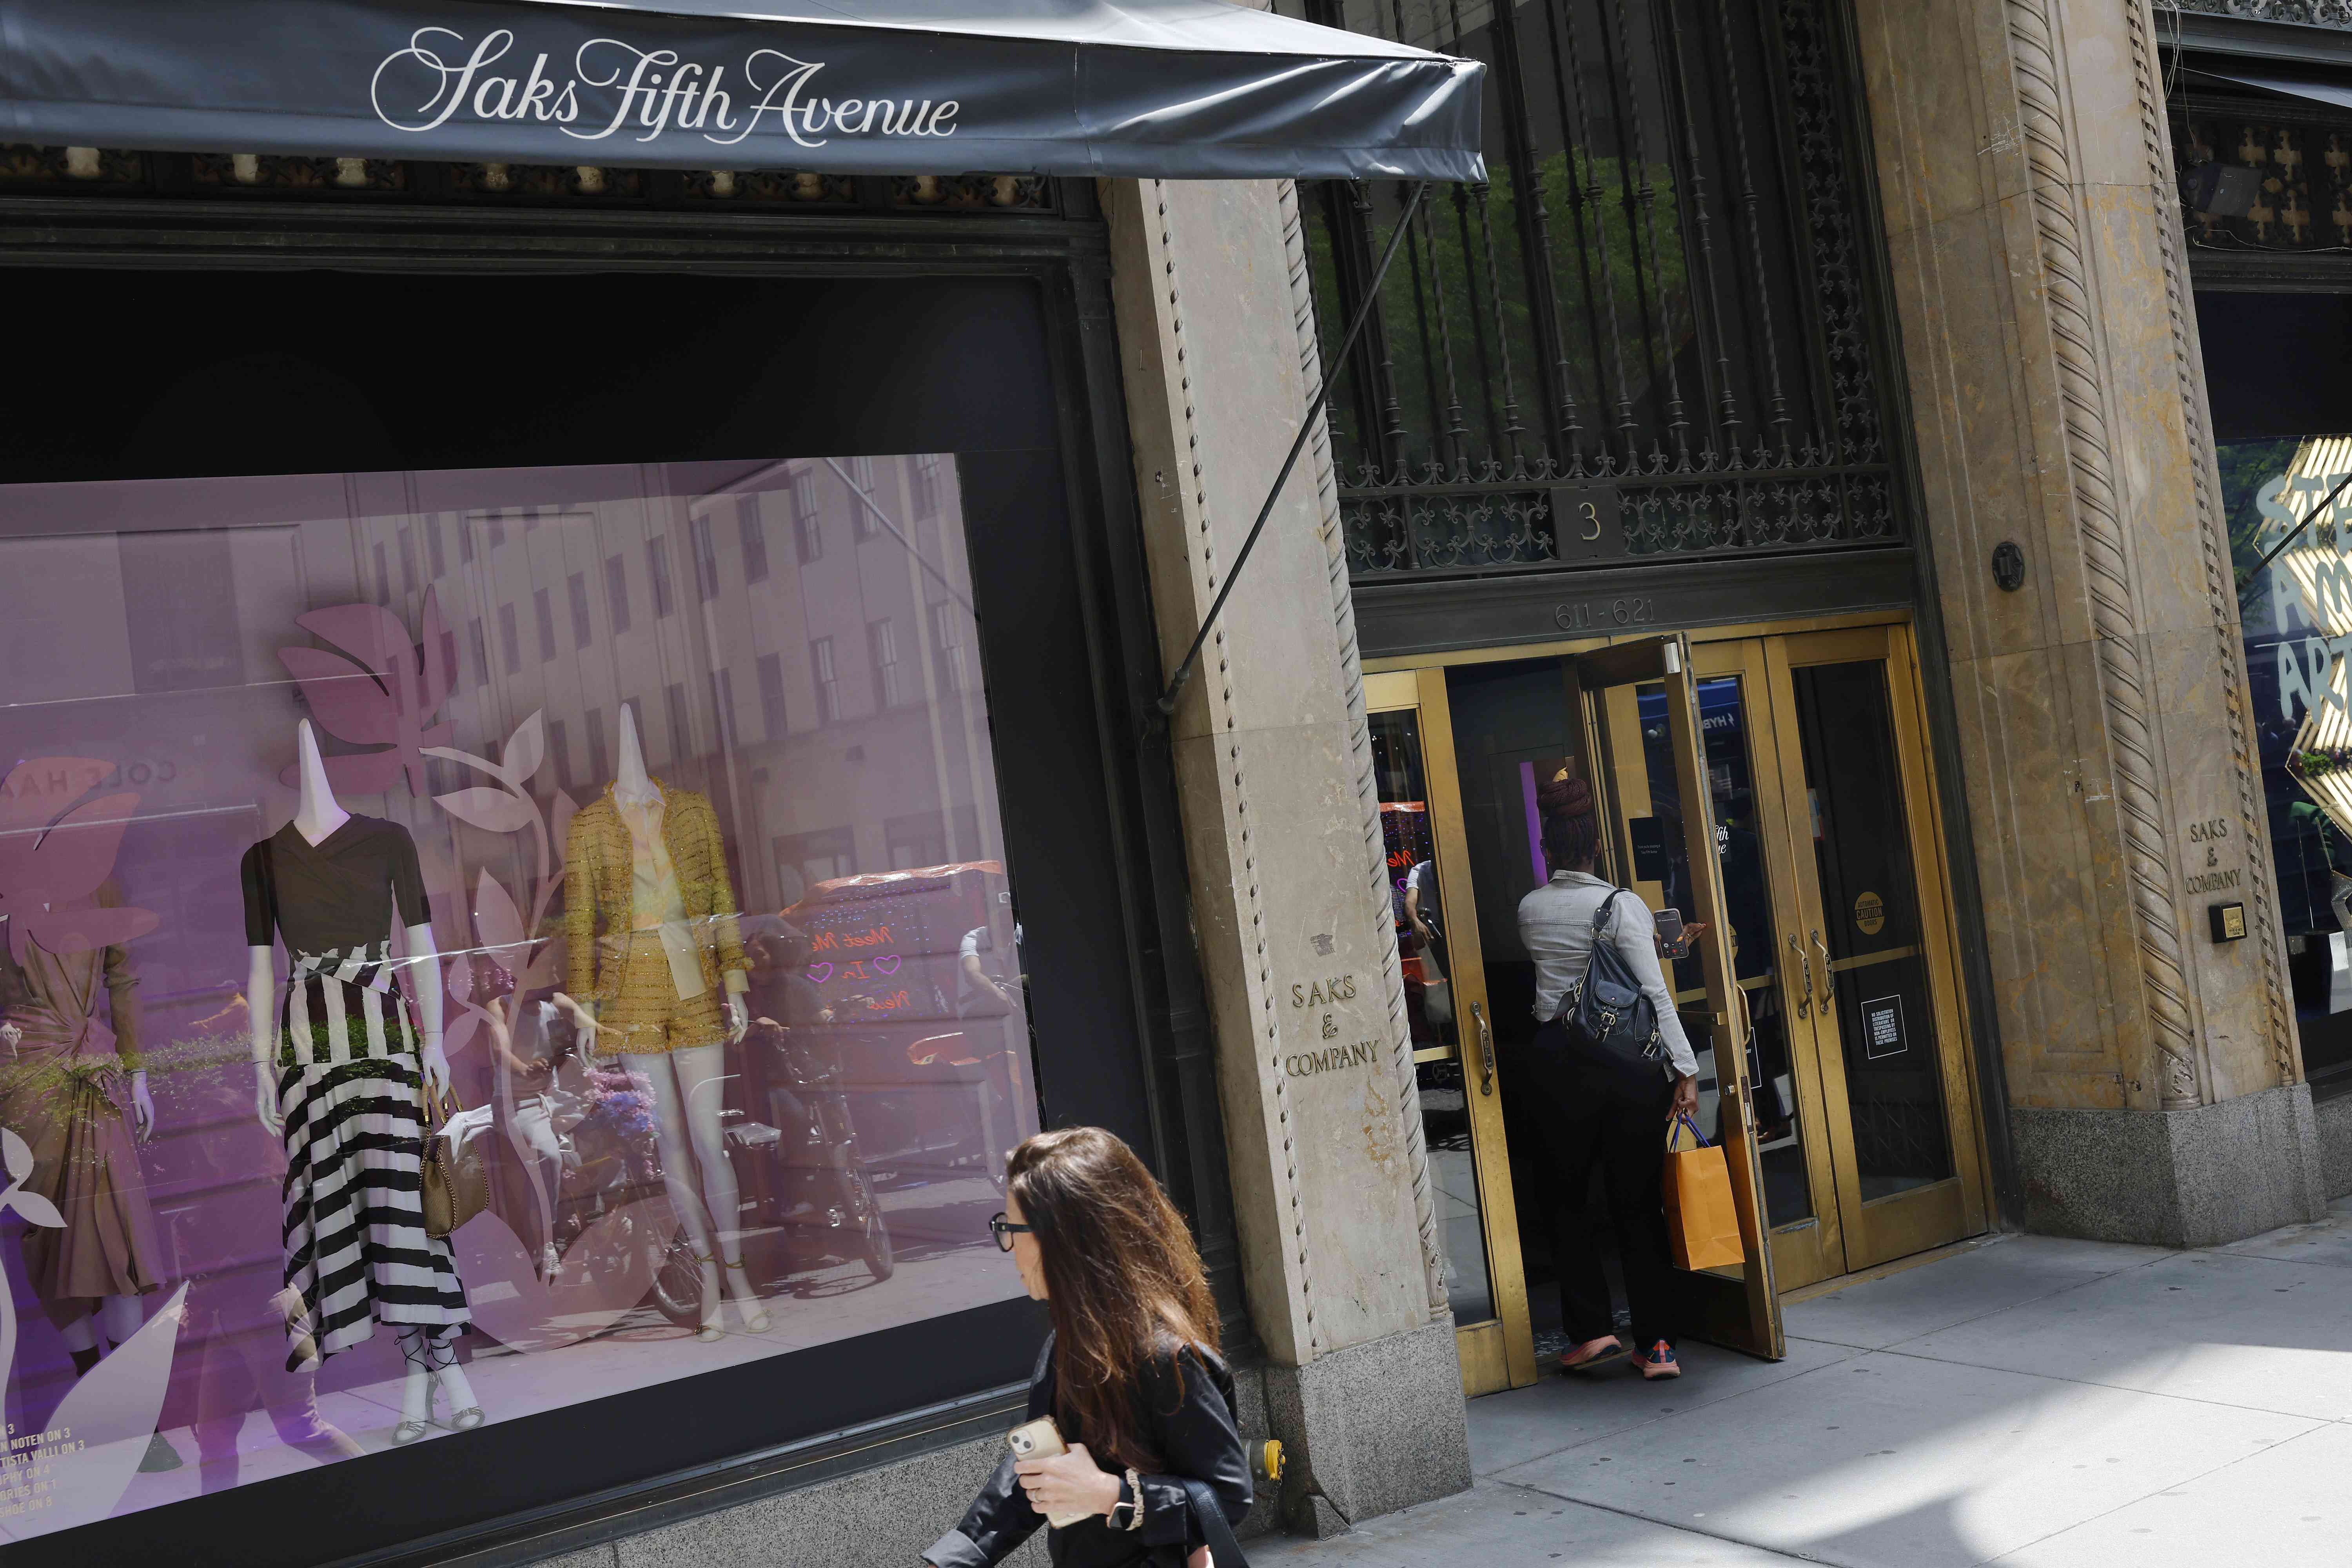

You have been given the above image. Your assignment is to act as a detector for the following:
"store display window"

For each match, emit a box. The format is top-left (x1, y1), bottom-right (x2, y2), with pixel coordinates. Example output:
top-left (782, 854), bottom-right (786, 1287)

top-left (2225, 433), bottom-right (2352, 1096)
top-left (0, 453), bottom-right (1040, 1541)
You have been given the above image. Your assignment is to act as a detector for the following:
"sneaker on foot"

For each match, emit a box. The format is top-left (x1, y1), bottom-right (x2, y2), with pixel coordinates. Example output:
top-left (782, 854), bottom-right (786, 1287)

top-left (1559, 1335), bottom-right (1627, 1375)
top-left (1632, 1340), bottom-right (1681, 1380)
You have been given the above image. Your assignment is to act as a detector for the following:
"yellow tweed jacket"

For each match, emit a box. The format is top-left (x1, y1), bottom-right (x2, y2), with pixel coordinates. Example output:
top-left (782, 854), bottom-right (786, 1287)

top-left (562, 779), bottom-right (748, 1013)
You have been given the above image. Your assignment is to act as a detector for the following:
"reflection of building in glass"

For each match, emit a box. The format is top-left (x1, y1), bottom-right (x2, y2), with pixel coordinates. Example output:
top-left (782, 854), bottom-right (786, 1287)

top-left (346, 457), bottom-right (1001, 924)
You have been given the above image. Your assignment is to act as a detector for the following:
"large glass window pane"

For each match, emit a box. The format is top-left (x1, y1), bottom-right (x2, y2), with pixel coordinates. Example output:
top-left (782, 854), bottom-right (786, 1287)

top-left (1370, 708), bottom-right (1493, 1327)
top-left (0, 454), bottom-right (1032, 1539)
top-left (1790, 661), bottom-right (1953, 1200)
top-left (2224, 434), bottom-right (2352, 1098)
top-left (1637, 678), bottom-right (1813, 1228)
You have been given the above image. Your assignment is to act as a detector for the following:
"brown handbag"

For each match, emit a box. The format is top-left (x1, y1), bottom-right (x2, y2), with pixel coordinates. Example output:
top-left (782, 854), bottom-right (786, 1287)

top-left (421, 1085), bottom-right (490, 1240)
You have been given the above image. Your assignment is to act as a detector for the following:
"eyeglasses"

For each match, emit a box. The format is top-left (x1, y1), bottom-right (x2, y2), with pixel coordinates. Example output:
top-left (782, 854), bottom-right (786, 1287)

top-left (990, 1212), bottom-right (1033, 1252)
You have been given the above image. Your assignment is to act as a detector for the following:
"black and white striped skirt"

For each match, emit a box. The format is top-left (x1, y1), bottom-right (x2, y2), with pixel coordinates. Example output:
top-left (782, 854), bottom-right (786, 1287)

top-left (276, 946), bottom-right (470, 1371)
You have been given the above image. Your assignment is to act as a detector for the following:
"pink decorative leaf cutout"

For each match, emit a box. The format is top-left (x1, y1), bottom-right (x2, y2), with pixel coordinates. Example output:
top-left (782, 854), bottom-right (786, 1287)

top-left (0, 778), bottom-right (155, 967)
top-left (473, 869), bottom-right (529, 961)
top-left (442, 1006), bottom-right (481, 1060)
top-left (2, 1284), bottom-right (188, 1542)
top-left (435, 787), bottom-right (537, 836)
top-left (278, 648), bottom-right (401, 744)
top-left (501, 711), bottom-right (546, 789)
top-left (2, 1127), bottom-right (31, 1183)
top-left (27, 903), bottom-right (158, 958)
top-left (423, 744), bottom-right (499, 774)
top-left (445, 951), bottom-right (475, 1006)
top-left (452, 1200), bottom-right (667, 1354)
top-left (9, 1189), bottom-right (62, 1229)
top-left (0, 757), bottom-right (113, 835)
top-left (315, 748), bottom-right (410, 799)
top-left (275, 588), bottom-right (456, 797)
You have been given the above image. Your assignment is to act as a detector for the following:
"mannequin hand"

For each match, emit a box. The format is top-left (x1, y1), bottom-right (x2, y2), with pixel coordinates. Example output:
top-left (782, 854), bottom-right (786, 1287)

top-left (1670, 1073), bottom-right (1699, 1122)
top-left (552, 993), bottom-right (602, 1038)
top-left (130, 1069), bottom-right (156, 1142)
top-left (255, 1060), bottom-right (284, 1137)
top-left (420, 1039), bottom-right (451, 1101)
top-left (0, 1020), bottom-right (20, 1054)
top-left (1014, 1442), bottom-right (1123, 1520)
top-left (726, 995), bottom-right (749, 1044)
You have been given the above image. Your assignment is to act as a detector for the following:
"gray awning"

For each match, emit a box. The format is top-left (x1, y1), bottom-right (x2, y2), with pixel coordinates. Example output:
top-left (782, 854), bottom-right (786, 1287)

top-left (0, 0), bottom-right (1485, 181)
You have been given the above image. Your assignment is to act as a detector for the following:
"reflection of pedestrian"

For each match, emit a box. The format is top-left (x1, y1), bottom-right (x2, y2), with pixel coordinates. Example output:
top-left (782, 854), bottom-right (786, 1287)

top-left (188, 1281), bottom-right (364, 1492)
top-left (1405, 858), bottom-right (1448, 980)
top-left (958, 913), bottom-right (1025, 1016)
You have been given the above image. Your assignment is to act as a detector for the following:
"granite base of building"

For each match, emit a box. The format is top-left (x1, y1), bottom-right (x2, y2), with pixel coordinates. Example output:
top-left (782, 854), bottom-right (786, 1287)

top-left (514, 1358), bottom-right (1296, 1568)
top-left (2316, 1089), bottom-right (2352, 1201)
top-left (2011, 1083), bottom-right (2328, 1247)
top-left (1264, 1317), bottom-right (1472, 1538)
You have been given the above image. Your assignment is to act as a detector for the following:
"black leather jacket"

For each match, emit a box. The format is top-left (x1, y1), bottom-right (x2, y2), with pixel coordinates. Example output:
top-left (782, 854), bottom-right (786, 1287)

top-left (925, 1332), bottom-right (1253, 1568)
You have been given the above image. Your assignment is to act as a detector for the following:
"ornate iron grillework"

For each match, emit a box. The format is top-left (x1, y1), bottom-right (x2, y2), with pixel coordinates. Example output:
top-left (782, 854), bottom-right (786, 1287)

top-left (1285, 0), bottom-right (1907, 579)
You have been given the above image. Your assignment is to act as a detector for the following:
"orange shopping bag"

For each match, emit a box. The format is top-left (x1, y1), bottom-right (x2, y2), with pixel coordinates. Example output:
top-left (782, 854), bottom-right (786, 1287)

top-left (1662, 1111), bottom-right (1744, 1271)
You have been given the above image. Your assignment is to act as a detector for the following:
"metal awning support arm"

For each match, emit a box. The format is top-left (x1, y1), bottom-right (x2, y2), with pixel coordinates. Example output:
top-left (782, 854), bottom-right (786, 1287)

top-left (1154, 180), bottom-right (1428, 726)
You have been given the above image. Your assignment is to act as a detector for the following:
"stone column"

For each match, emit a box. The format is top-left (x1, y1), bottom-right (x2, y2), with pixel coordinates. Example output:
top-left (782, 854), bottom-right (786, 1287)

top-left (1100, 173), bottom-right (1470, 1530)
top-left (1850, 0), bottom-right (2323, 1242)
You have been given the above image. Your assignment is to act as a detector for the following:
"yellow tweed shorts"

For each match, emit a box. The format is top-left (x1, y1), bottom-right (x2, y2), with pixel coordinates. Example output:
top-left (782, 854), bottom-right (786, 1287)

top-left (591, 931), bottom-right (728, 1057)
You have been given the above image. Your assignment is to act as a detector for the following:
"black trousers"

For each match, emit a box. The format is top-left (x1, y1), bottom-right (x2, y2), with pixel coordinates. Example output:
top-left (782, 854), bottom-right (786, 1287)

top-left (1506, 1020), bottom-right (1678, 1350)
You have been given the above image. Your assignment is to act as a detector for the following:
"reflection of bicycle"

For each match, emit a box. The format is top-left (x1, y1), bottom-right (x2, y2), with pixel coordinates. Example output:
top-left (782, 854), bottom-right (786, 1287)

top-left (733, 1021), bottom-right (894, 1286)
top-left (523, 1072), bottom-right (704, 1328)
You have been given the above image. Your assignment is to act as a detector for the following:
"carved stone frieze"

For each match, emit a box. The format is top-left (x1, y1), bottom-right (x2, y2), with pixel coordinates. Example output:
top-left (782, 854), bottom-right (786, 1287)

top-left (2005, 0), bottom-right (2207, 1109)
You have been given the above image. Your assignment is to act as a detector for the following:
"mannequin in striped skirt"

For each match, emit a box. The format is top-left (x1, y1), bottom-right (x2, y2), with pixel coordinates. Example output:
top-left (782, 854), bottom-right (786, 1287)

top-left (246, 720), bottom-right (481, 1445)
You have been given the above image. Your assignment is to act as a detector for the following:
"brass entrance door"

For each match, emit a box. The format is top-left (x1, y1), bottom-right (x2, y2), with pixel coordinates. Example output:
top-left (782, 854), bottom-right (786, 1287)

top-left (1367, 638), bottom-right (1786, 1391)
top-left (1367, 669), bottom-right (1537, 1396)
top-left (1595, 626), bottom-right (1987, 1290)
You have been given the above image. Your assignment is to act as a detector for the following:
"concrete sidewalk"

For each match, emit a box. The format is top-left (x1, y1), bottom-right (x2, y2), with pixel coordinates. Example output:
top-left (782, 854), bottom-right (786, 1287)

top-left (1251, 1198), bottom-right (2352, 1566)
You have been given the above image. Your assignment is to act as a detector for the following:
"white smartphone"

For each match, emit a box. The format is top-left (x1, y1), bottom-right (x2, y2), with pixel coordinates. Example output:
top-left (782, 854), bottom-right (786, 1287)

top-left (1006, 1416), bottom-right (1090, 1529)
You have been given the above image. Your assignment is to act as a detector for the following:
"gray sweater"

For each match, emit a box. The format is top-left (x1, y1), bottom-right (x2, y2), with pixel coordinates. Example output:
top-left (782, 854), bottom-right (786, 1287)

top-left (1515, 871), bottom-right (1700, 1078)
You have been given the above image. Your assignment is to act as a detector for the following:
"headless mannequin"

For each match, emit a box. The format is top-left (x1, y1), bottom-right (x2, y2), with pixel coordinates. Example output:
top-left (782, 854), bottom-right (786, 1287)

top-left (42, 1030), bottom-right (156, 1371)
top-left (249, 720), bottom-right (479, 1439)
top-left (564, 706), bottom-right (765, 1339)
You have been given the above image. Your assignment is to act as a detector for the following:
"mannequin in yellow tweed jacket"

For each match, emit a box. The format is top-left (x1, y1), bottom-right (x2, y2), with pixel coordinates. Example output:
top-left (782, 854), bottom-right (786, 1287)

top-left (561, 778), bottom-right (748, 1046)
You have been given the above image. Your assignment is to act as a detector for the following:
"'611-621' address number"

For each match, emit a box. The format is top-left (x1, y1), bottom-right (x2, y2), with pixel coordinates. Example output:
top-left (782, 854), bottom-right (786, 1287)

top-left (1553, 598), bottom-right (1656, 632)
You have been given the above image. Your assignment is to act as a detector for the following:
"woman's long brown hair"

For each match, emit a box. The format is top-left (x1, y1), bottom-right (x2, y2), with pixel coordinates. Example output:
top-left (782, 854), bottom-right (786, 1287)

top-left (1007, 1127), bottom-right (1220, 1473)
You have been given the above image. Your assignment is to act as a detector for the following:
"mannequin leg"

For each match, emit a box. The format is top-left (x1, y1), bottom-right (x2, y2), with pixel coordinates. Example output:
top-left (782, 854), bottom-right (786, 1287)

top-left (631, 1051), bottom-right (726, 1338)
top-left (96, 1293), bottom-right (144, 1346)
top-left (394, 1328), bottom-right (436, 1444)
top-left (669, 1042), bottom-right (768, 1331)
top-left (57, 1316), bottom-right (99, 1354)
top-left (430, 1341), bottom-right (482, 1430)
top-left (82, 1293), bottom-right (184, 1469)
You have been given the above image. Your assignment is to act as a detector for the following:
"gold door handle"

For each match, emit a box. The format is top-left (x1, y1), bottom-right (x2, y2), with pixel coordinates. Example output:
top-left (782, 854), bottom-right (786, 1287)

top-left (1788, 934), bottom-right (1811, 1018)
top-left (1812, 929), bottom-right (1832, 1014)
top-left (1471, 1000), bottom-right (1495, 1096)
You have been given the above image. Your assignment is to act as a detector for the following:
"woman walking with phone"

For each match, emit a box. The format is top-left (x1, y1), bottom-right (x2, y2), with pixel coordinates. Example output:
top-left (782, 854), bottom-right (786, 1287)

top-left (925, 1127), bottom-right (1252, 1568)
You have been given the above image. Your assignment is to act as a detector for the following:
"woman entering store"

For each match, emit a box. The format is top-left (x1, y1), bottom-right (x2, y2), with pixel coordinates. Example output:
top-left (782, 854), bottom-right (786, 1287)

top-left (1512, 778), bottom-right (1702, 1381)
top-left (925, 1128), bottom-right (1251, 1568)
